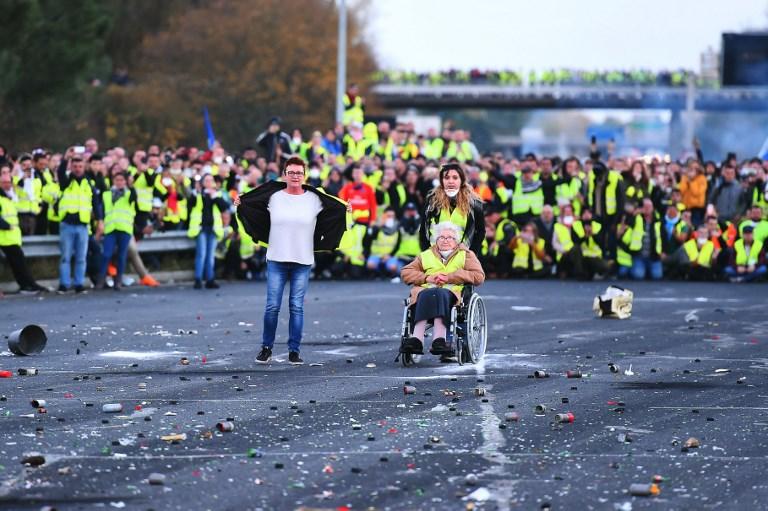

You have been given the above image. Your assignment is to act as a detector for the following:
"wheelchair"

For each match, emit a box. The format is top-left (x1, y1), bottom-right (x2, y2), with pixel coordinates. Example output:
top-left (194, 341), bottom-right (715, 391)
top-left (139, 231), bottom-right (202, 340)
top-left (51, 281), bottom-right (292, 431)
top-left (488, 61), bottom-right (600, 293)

top-left (397, 286), bottom-right (488, 367)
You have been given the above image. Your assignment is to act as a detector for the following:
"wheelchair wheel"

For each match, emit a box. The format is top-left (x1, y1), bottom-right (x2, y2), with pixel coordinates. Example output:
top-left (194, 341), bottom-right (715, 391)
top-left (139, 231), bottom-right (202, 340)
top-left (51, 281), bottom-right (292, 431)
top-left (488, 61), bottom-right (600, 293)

top-left (465, 294), bottom-right (488, 363)
top-left (401, 352), bottom-right (421, 367)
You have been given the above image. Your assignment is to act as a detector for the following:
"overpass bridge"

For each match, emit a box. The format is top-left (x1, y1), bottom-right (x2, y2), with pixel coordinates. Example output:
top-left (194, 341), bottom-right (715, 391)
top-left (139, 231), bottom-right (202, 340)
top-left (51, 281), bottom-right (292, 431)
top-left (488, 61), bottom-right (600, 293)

top-left (372, 83), bottom-right (768, 111)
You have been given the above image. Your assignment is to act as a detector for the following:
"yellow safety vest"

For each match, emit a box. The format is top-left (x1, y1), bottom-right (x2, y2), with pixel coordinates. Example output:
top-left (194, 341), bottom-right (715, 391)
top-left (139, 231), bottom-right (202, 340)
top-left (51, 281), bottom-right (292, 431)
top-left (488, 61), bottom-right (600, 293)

top-left (342, 93), bottom-right (364, 125)
top-left (572, 220), bottom-right (603, 258)
top-left (588, 171), bottom-right (621, 216)
top-left (134, 170), bottom-right (167, 213)
top-left (445, 141), bottom-right (473, 162)
top-left (41, 181), bottom-right (61, 222)
top-left (512, 238), bottom-right (546, 271)
top-left (628, 215), bottom-right (661, 255)
top-left (734, 238), bottom-right (763, 266)
top-left (512, 179), bottom-right (544, 216)
top-left (103, 190), bottom-right (136, 235)
top-left (556, 178), bottom-right (582, 216)
top-left (420, 248), bottom-right (467, 294)
top-left (0, 195), bottom-right (22, 247)
top-left (617, 227), bottom-right (633, 267)
top-left (187, 194), bottom-right (224, 240)
top-left (696, 240), bottom-right (715, 268)
top-left (59, 177), bottom-right (93, 224)
top-left (340, 223), bottom-right (367, 265)
top-left (432, 207), bottom-right (468, 241)
top-left (370, 229), bottom-right (399, 256)
top-left (682, 239), bottom-right (699, 262)
top-left (395, 230), bottom-right (420, 258)
top-left (13, 176), bottom-right (42, 215)
top-left (553, 223), bottom-right (574, 260)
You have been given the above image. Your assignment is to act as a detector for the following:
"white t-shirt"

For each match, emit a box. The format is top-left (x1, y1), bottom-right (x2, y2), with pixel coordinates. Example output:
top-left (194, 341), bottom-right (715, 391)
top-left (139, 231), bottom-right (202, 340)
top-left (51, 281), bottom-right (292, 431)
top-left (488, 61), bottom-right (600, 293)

top-left (266, 190), bottom-right (323, 265)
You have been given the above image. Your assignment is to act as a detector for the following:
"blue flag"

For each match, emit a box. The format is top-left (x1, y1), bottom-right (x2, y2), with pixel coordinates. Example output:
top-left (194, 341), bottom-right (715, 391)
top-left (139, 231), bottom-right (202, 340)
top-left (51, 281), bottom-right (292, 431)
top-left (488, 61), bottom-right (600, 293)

top-left (203, 106), bottom-right (216, 150)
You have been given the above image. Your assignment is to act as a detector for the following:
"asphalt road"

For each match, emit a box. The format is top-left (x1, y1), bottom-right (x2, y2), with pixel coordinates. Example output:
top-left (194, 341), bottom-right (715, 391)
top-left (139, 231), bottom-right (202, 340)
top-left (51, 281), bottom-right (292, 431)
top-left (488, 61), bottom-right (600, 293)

top-left (0, 279), bottom-right (767, 511)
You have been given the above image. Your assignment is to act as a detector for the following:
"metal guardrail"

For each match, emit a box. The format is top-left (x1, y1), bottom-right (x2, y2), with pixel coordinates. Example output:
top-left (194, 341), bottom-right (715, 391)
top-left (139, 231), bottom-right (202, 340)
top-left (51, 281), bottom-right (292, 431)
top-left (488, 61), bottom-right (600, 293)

top-left (10, 231), bottom-right (196, 258)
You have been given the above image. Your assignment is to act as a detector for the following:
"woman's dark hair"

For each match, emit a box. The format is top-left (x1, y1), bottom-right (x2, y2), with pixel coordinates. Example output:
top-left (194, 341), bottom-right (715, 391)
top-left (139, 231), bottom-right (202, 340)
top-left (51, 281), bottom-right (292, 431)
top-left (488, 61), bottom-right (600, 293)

top-left (282, 156), bottom-right (306, 174)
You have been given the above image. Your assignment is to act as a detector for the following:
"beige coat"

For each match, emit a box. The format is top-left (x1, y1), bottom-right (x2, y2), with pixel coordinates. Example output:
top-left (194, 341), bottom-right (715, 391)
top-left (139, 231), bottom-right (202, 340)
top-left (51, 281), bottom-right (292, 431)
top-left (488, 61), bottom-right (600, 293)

top-left (400, 246), bottom-right (485, 304)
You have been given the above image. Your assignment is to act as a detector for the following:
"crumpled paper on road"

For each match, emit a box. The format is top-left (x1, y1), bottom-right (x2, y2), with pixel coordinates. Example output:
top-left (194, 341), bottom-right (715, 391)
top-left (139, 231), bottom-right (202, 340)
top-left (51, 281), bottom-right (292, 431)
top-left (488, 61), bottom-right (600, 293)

top-left (593, 285), bottom-right (633, 319)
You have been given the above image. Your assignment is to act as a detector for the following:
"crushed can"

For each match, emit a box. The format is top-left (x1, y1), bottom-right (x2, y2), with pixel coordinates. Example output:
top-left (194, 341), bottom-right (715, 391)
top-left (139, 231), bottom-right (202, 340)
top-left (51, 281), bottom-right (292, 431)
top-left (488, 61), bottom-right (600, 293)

top-left (555, 412), bottom-right (575, 423)
top-left (216, 421), bottom-right (235, 432)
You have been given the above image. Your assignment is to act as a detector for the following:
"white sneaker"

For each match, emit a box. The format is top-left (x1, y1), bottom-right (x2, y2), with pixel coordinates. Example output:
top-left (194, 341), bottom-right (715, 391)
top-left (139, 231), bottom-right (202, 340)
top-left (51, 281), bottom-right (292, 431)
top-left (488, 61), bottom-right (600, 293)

top-left (390, 277), bottom-right (401, 284)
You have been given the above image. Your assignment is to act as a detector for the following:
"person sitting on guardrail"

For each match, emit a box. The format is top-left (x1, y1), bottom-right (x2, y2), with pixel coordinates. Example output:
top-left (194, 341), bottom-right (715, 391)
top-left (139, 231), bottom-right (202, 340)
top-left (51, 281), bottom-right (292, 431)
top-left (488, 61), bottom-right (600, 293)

top-left (400, 222), bottom-right (485, 356)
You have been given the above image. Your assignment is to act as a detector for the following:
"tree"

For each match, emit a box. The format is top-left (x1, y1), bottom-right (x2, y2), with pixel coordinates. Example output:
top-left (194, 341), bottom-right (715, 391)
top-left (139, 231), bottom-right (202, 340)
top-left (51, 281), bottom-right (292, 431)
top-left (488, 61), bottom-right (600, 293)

top-left (0, 0), bottom-right (112, 147)
top-left (103, 0), bottom-right (377, 148)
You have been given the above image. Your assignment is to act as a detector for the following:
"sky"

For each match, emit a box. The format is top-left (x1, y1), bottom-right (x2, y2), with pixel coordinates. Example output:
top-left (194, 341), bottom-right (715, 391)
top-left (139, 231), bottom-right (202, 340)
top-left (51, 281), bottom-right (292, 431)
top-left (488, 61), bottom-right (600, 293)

top-left (366, 0), bottom-right (768, 72)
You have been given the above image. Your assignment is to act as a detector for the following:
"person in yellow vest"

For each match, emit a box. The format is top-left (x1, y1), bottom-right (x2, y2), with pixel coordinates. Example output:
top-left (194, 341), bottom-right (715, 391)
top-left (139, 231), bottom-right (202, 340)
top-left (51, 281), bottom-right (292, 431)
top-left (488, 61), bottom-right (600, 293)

top-left (364, 207), bottom-right (400, 279)
top-left (388, 202), bottom-right (422, 280)
top-left (420, 163), bottom-right (485, 255)
top-left (483, 203), bottom-right (517, 277)
top-left (724, 225), bottom-right (766, 282)
top-left (556, 157), bottom-right (584, 216)
top-left (376, 166), bottom-right (407, 218)
top-left (739, 205), bottom-right (768, 243)
top-left (97, 172), bottom-right (138, 290)
top-left (335, 222), bottom-right (367, 279)
top-left (587, 160), bottom-right (624, 258)
top-left (300, 131), bottom-right (328, 163)
top-left (445, 130), bottom-right (474, 163)
top-left (188, 174), bottom-right (230, 290)
top-left (689, 220), bottom-right (722, 281)
top-left (666, 223), bottom-right (706, 279)
top-left (56, 150), bottom-right (104, 293)
top-left (40, 174), bottom-right (61, 235)
top-left (571, 208), bottom-right (611, 279)
top-left (627, 199), bottom-right (663, 280)
top-left (0, 173), bottom-right (47, 293)
top-left (342, 123), bottom-right (367, 161)
top-left (32, 153), bottom-right (54, 234)
top-left (160, 163), bottom-right (189, 231)
top-left (509, 222), bottom-right (551, 278)
top-left (400, 222), bottom-right (485, 356)
top-left (551, 204), bottom-right (579, 278)
top-left (342, 83), bottom-right (365, 126)
top-left (615, 201), bottom-right (637, 279)
top-left (133, 154), bottom-right (168, 238)
top-left (511, 164), bottom-right (544, 226)
top-left (13, 154), bottom-right (44, 235)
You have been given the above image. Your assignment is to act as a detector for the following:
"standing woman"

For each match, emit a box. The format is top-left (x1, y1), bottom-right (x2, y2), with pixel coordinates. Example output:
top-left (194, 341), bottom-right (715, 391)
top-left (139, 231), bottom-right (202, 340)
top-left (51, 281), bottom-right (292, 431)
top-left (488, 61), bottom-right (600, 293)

top-left (235, 156), bottom-right (349, 365)
top-left (188, 174), bottom-right (230, 290)
top-left (420, 163), bottom-right (485, 255)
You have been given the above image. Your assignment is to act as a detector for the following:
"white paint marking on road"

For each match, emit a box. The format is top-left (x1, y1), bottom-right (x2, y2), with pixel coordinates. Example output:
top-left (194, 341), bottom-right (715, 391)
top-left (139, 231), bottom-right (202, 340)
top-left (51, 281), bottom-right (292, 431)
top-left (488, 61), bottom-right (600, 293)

top-left (650, 406), bottom-right (768, 411)
top-left (510, 305), bottom-right (542, 312)
top-left (98, 351), bottom-right (185, 360)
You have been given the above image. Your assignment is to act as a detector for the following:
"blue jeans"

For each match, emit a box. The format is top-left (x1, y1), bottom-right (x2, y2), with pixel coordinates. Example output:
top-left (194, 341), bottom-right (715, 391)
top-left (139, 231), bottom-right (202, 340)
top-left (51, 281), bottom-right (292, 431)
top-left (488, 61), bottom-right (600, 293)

top-left (631, 256), bottom-right (663, 280)
top-left (59, 222), bottom-right (89, 288)
top-left (724, 265), bottom-right (767, 282)
top-left (100, 231), bottom-right (132, 279)
top-left (194, 231), bottom-right (218, 281)
top-left (262, 261), bottom-right (311, 352)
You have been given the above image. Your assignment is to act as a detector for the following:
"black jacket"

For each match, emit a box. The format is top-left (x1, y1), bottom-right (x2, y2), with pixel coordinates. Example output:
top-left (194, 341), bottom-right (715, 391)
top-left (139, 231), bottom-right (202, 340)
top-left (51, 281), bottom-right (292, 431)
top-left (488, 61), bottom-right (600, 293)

top-left (419, 195), bottom-right (485, 255)
top-left (237, 181), bottom-right (347, 252)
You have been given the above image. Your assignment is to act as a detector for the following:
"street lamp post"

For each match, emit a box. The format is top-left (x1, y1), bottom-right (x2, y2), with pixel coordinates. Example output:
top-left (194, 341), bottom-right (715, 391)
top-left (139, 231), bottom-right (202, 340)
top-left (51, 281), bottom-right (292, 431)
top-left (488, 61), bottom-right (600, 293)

top-left (335, 0), bottom-right (347, 125)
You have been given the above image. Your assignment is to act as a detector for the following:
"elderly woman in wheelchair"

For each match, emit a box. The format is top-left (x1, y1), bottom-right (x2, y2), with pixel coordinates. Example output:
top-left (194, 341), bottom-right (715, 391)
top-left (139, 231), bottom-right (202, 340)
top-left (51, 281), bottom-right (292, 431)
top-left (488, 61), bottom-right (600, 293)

top-left (400, 222), bottom-right (486, 359)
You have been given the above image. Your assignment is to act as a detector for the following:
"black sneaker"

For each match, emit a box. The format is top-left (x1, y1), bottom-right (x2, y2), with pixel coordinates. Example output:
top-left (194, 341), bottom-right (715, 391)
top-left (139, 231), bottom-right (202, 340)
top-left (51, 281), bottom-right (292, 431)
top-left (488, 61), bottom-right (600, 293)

top-left (205, 280), bottom-right (220, 289)
top-left (19, 287), bottom-right (40, 295)
top-left (74, 285), bottom-right (86, 294)
top-left (57, 285), bottom-right (69, 294)
top-left (255, 347), bottom-right (272, 364)
top-left (193, 279), bottom-right (203, 290)
top-left (288, 351), bottom-right (304, 365)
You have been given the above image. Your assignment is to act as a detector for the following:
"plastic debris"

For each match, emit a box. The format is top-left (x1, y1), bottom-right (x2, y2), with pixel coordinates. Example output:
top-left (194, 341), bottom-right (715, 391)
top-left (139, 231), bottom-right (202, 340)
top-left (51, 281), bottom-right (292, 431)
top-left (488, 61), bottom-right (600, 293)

top-left (30, 399), bottom-right (46, 408)
top-left (504, 412), bottom-right (520, 422)
top-left (555, 412), bottom-right (575, 423)
top-left (566, 370), bottom-right (582, 378)
top-left (0, 370), bottom-right (11, 378)
top-left (216, 421), bottom-right (234, 432)
top-left (533, 370), bottom-right (548, 378)
top-left (148, 473), bottom-right (166, 485)
top-left (629, 483), bottom-right (660, 496)
top-left (7, 324), bottom-right (47, 355)
top-left (102, 403), bottom-right (123, 413)
top-left (17, 368), bottom-right (38, 376)
top-left (623, 364), bottom-right (635, 376)
top-left (593, 285), bottom-right (633, 319)
top-left (160, 433), bottom-right (187, 442)
top-left (403, 385), bottom-right (416, 395)
top-left (683, 437), bottom-right (701, 448)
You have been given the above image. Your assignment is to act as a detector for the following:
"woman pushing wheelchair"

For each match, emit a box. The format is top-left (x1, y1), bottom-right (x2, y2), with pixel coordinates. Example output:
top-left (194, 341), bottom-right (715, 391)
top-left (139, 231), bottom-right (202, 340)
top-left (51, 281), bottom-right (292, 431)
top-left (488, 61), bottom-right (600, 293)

top-left (400, 222), bottom-right (485, 357)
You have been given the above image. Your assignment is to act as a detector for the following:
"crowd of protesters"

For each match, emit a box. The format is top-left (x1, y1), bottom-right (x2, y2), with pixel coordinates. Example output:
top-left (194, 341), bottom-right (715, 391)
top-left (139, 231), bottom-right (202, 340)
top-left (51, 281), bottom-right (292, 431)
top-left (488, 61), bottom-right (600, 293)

top-left (373, 68), bottom-right (716, 88)
top-left (1, 97), bottom-right (767, 294)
